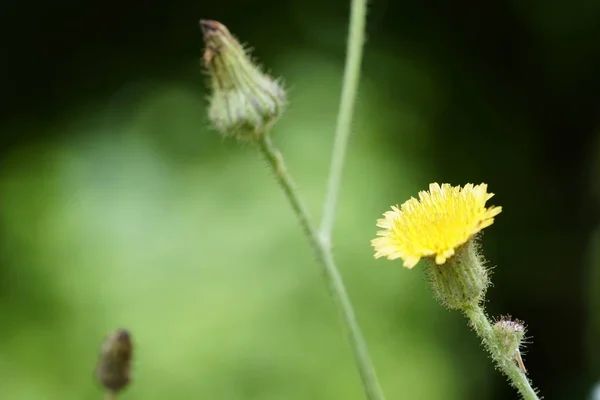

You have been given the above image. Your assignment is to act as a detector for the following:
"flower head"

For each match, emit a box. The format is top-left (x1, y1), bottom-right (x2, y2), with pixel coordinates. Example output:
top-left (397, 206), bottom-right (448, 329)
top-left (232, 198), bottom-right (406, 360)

top-left (371, 183), bottom-right (502, 268)
top-left (200, 20), bottom-right (286, 141)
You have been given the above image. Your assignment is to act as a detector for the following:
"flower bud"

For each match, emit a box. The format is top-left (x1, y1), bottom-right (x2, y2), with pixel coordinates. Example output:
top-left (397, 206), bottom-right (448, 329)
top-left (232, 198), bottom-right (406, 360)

top-left (200, 20), bottom-right (286, 141)
top-left (493, 318), bottom-right (527, 373)
top-left (426, 238), bottom-right (489, 310)
top-left (96, 329), bottom-right (133, 393)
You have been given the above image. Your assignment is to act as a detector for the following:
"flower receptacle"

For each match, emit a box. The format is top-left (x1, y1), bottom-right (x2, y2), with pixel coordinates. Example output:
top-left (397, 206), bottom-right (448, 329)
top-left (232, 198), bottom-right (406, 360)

top-left (426, 238), bottom-right (489, 310)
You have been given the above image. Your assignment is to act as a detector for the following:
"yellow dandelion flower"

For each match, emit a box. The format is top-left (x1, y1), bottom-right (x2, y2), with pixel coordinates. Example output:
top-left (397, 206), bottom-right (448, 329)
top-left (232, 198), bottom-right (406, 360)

top-left (371, 183), bottom-right (502, 268)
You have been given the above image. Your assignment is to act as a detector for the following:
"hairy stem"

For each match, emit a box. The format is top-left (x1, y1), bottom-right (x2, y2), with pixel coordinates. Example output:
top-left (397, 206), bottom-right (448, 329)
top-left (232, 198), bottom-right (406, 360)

top-left (257, 135), bottom-right (386, 400)
top-left (319, 0), bottom-right (368, 244)
top-left (464, 304), bottom-right (540, 400)
top-left (104, 391), bottom-right (117, 400)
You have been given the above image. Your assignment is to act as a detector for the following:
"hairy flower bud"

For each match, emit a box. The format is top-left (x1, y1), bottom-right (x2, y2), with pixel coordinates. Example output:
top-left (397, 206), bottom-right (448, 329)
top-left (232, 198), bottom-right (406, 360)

top-left (426, 238), bottom-right (489, 310)
top-left (200, 20), bottom-right (286, 141)
top-left (493, 318), bottom-right (527, 373)
top-left (96, 329), bottom-right (133, 394)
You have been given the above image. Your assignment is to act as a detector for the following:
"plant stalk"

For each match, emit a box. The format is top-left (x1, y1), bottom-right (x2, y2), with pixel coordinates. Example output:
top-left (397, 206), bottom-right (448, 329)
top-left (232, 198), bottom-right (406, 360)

top-left (257, 135), bottom-right (386, 400)
top-left (104, 391), bottom-right (117, 400)
top-left (319, 0), bottom-right (368, 244)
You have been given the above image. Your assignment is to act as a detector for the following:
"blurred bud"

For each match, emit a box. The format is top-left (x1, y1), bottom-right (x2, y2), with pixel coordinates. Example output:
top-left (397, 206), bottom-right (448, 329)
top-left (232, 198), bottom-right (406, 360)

top-left (96, 329), bottom-right (133, 393)
top-left (426, 239), bottom-right (490, 310)
top-left (493, 318), bottom-right (527, 373)
top-left (200, 19), bottom-right (286, 141)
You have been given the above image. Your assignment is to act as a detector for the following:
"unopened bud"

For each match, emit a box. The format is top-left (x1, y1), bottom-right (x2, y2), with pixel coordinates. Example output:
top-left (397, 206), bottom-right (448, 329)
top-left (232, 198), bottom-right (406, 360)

top-left (426, 238), bottom-right (489, 310)
top-left (96, 329), bottom-right (133, 394)
top-left (200, 20), bottom-right (286, 141)
top-left (493, 318), bottom-right (527, 373)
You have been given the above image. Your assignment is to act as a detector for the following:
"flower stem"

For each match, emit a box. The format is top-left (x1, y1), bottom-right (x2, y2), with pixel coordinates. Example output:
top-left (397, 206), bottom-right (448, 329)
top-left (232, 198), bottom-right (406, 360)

top-left (257, 135), bottom-right (386, 400)
top-left (464, 304), bottom-right (540, 400)
top-left (104, 391), bottom-right (117, 400)
top-left (319, 0), bottom-right (368, 244)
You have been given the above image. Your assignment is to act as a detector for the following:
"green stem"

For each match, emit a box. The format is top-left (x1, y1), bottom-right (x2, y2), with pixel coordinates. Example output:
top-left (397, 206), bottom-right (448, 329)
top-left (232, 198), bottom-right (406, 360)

top-left (464, 304), bottom-right (540, 400)
top-left (319, 0), bottom-right (368, 243)
top-left (257, 135), bottom-right (386, 400)
top-left (104, 391), bottom-right (117, 400)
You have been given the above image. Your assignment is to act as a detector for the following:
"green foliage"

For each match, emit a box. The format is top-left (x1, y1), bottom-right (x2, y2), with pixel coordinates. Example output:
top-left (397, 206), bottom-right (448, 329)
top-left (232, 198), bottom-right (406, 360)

top-left (0, 52), bottom-right (472, 399)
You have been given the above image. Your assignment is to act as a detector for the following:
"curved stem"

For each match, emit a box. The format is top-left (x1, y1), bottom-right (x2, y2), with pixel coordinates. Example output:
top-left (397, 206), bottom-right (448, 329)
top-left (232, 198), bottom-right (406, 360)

top-left (257, 135), bottom-right (386, 400)
top-left (464, 304), bottom-right (540, 400)
top-left (319, 0), bottom-right (368, 243)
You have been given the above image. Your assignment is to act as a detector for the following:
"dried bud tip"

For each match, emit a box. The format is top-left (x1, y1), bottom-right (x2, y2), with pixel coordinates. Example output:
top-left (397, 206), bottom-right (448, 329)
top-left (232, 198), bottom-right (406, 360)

top-left (96, 328), bottom-right (133, 393)
top-left (199, 20), bottom-right (232, 69)
top-left (199, 19), bottom-right (219, 34)
top-left (200, 19), bottom-right (286, 141)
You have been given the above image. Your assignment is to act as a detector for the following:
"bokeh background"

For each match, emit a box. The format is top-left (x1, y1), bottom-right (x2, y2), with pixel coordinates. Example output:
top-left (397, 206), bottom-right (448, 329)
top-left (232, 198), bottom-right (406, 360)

top-left (2, 0), bottom-right (600, 399)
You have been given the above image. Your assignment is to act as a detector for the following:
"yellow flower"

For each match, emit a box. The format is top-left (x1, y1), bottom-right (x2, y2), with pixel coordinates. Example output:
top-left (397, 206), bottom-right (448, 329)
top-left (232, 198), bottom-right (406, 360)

top-left (371, 183), bottom-right (502, 268)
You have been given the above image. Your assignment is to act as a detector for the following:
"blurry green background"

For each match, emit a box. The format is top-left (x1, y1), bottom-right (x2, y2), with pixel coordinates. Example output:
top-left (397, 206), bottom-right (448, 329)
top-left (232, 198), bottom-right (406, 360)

top-left (1, 0), bottom-right (600, 399)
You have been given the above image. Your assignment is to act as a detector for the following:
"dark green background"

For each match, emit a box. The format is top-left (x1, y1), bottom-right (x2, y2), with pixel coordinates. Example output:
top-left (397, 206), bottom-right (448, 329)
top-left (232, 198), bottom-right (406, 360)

top-left (1, 0), bottom-right (599, 399)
